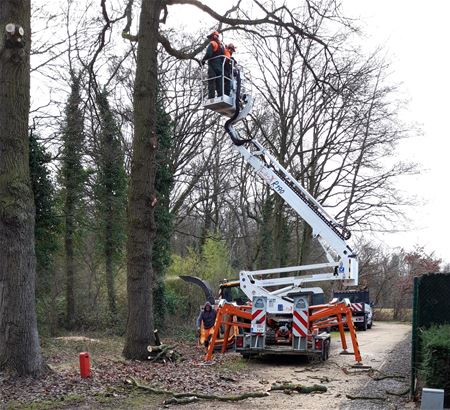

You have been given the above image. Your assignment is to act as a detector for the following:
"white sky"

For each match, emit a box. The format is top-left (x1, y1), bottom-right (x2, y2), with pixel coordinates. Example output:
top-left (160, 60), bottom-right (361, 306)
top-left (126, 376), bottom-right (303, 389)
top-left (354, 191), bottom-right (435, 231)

top-left (342, 0), bottom-right (450, 262)
top-left (165, 1), bottom-right (450, 263)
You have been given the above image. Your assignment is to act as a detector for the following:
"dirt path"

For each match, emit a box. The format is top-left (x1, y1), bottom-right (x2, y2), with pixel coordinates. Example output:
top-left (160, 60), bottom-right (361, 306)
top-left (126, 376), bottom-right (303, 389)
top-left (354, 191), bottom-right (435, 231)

top-left (178, 321), bottom-right (413, 410)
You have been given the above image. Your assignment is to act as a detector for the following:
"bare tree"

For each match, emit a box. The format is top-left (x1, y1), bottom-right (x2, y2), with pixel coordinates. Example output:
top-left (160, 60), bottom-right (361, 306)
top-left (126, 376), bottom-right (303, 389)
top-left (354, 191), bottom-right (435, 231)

top-left (117, 0), bottom-right (348, 359)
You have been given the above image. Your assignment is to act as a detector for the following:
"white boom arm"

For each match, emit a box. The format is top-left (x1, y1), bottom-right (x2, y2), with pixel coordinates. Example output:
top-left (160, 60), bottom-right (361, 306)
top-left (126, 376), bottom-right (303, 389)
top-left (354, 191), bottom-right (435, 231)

top-left (234, 138), bottom-right (359, 311)
top-left (203, 67), bottom-right (358, 309)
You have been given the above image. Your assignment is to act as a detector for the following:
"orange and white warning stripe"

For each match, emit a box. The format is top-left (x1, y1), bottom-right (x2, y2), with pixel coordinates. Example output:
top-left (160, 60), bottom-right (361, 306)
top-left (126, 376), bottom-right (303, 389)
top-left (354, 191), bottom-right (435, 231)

top-left (351, 303), bottom-right (364, 312)
top-left (251, 297), bottom-right (267, 333)
top-left (292, 309), bottom-right (308, 337)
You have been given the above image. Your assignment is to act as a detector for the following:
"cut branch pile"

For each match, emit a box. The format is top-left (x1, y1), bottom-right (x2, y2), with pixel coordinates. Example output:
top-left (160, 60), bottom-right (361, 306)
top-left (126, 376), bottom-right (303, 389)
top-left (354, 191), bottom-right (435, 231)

top-left (146, 329), bottom-right (182, 363)
top-left (146, 344), bottom-right (182, 363)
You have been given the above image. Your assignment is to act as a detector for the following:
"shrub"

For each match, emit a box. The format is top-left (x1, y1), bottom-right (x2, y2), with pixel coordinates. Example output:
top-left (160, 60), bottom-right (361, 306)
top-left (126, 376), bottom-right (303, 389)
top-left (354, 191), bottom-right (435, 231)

top-left (420, 324), bottom-right (450, 406)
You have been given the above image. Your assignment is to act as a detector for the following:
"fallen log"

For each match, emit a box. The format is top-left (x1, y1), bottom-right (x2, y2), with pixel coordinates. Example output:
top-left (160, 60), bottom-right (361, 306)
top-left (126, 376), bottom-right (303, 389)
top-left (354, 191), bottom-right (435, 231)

top-left (127, 377), bottom-right (270, 402)
top-left (270, 383), bottom-right (327, 394)
top-left (146, 344), bottom-right (182, 363)
top-left (147, 344), bottom-right (164, 353)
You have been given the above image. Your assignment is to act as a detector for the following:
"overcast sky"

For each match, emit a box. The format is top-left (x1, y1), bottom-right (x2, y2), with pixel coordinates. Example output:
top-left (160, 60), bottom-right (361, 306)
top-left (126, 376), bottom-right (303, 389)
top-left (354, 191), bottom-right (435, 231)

top-left (341, 1), bottom-right (450, 262)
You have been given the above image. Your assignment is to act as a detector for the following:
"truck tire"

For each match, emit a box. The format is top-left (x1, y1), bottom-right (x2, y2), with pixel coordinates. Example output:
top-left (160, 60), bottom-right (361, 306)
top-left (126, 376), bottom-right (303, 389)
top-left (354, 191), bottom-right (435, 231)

top-left (361, 318), bottom-right (367, 331)
top-left (367, 320), bottom-right (372, 330)
top-left (321, 339), bottom-right (331, 361)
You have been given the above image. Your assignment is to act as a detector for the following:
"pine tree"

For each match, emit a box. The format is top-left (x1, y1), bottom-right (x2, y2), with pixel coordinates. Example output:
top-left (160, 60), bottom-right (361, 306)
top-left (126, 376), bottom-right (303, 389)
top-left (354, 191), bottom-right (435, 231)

top-left (61, 73), bottom-right (85, 329)
top-left (153, 101), bottom-right (174, 330)
top-left (94, 89), bottom-right (127, 319)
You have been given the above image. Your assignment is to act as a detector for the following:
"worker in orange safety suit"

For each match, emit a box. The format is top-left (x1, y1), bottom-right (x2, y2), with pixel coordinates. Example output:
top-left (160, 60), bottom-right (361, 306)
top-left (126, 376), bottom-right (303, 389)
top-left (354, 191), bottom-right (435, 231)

top-left (196, 301), bottom-right (217, 348)
top-left (201, 31), bottom-right (225, 98)
top-left (224, 43), bottom-right (236, 96)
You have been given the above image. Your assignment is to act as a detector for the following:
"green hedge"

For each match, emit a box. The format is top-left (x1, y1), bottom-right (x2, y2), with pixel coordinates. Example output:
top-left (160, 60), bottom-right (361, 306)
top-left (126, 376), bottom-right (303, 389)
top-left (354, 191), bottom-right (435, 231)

top-left (420, 324), bottom-right (450, 406)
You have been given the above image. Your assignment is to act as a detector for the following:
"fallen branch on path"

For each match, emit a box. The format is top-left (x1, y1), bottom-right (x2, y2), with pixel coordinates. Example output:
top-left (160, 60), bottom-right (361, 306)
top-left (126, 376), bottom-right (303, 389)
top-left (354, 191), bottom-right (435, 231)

top-left (386, 387), bottom-right (410, 396)
top-left (309, 375), bottom-right (336, 383)
top-left (369, 370), bottom-right (405, 381)
top-left (342, 367), bottom-right (372, 375)
top-left (126, 377), bottom-right (270, 403)
top-left (270, 383), bottom-right (327, 394)
top-left (346, 394), bottom-right (385, 401)
top-left (163, 396), bottom-right (199, 405)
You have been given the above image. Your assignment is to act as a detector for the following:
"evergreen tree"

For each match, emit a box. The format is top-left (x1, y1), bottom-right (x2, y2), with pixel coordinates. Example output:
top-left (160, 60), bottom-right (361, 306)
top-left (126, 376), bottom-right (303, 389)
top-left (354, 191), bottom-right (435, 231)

top-left (29, 130), bottom-right (60, 333)
top-left (29, 131), bottom-right (59, 277)
top-left (258, 193), bottom-right (274, 268)
top-left (153, 101), bottom-right (174, 330)
top-left (94, 89), bottom-right (127, 319)
top-left (61, 73), bottom-right (85, 329)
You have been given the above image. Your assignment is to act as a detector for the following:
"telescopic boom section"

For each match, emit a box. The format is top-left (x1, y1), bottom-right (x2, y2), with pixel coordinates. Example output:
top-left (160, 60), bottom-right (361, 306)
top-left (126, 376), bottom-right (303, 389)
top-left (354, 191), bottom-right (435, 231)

top-left (220, 71), bottom-right (358, 287)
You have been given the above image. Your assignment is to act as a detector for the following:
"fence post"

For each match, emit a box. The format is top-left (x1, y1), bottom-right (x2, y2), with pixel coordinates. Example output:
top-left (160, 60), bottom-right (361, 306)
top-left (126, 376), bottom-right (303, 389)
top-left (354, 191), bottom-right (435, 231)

top-left (410, 276), bottom-right (420, 399)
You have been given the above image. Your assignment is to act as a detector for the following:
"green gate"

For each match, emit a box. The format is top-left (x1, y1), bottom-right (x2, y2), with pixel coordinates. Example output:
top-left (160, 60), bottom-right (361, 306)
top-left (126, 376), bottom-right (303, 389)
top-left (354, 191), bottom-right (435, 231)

top-left (410, 273), bottom-right (450, 398)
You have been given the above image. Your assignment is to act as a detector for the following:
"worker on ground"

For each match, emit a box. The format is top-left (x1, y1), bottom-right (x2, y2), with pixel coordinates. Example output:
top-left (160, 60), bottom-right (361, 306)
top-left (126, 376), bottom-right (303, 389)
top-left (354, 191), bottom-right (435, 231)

top-left (196, 301), bottom-right (217, 348)
top-left (224, 43), bottom-right (236, 96)
top-left (201, 31), bottom-right (225, 99)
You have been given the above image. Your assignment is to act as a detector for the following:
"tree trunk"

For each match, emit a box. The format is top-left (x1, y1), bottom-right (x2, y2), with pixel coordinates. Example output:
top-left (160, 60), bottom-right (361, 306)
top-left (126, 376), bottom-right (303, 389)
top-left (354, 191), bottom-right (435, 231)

top-left (65, 190), bottom-right (76, 329)
top-left (105, 204), bottom-right (116, 315)
top-left (61, 74), bottom-right (84, 330)
top-left (0, 0), bottom-right (44, 375)
top-left (123, 0), bottom-right (162, 360)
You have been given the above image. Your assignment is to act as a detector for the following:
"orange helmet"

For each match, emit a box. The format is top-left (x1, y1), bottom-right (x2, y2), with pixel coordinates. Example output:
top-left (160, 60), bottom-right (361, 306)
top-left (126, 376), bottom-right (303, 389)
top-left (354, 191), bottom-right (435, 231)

top-left (208, 31), bottom-right (220, 40)
top-left (227, 43), bottom-right (236, 52)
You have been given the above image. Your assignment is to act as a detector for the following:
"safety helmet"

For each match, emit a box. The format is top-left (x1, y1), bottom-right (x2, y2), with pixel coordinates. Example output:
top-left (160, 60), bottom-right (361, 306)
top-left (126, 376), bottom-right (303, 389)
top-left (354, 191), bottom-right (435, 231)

top-left (227, 43), bottom-right (236, 52)
top-left (208, 31), bottom-right (220, 40)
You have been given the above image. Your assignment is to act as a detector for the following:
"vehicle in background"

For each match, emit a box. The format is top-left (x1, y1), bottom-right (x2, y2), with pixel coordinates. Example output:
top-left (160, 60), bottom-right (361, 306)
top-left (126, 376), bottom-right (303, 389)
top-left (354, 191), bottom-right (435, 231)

top-left (333, 289), bottom-right (373, 331)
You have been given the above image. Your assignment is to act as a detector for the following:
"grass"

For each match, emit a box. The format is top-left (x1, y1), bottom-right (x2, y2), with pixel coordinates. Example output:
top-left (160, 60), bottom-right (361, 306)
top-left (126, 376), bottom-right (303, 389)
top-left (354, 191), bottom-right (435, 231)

top-left (41, 332), bottom-right (124, 371)
top-left (6, 394), bottom-right (84, 410)
top-left (374, 308), bottom-right (412, 322)
top-left (221, 355), bottom-right (249, 372)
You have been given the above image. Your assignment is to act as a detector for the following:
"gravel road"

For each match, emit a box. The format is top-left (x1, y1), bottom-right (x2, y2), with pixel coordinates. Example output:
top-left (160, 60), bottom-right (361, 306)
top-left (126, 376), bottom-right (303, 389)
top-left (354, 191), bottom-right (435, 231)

top-left (179, 321), bottom-right (414, 410)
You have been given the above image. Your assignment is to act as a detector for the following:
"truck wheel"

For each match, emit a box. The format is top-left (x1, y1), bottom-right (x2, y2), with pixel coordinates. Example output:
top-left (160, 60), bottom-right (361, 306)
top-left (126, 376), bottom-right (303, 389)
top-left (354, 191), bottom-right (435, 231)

top-left (361, 320), bottom-right (367, 331)
top-left (367, 321), bottom-right (372, 329)
top-left (321, 339), bottom-right (330, 361)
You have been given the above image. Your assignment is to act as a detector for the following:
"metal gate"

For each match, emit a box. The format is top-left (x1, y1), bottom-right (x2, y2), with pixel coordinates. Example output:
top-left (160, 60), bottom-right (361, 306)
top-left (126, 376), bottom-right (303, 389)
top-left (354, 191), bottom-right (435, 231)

top-left (410, 273), bottom-right (450, 398)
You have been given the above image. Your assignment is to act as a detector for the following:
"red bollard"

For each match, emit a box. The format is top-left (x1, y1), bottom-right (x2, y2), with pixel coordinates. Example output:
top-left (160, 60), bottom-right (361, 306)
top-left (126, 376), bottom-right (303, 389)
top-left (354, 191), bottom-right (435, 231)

top-left (79, 352), bottom-right (91, 378)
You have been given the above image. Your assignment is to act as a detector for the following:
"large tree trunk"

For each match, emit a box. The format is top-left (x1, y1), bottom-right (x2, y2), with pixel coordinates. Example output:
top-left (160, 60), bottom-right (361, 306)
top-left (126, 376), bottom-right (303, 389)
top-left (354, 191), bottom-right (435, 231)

top-left (0, 0), bottom-right (44, 375)
top-left (123, 0), bottom-right (162, 360)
